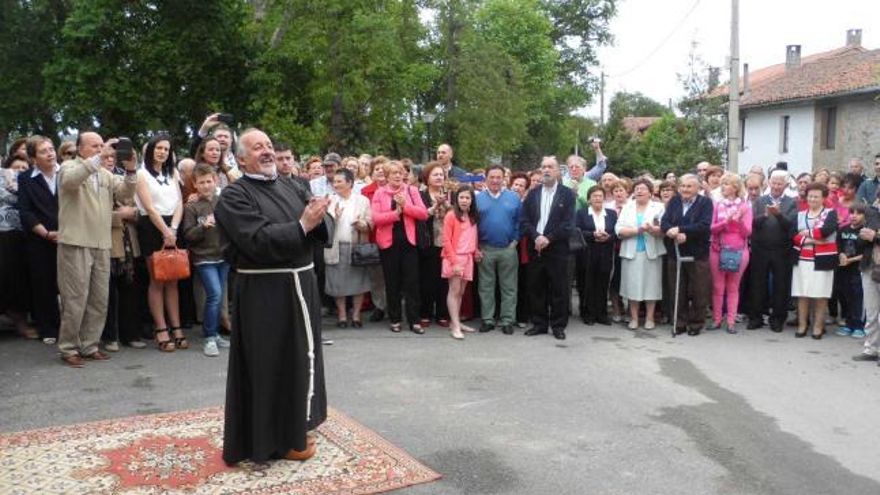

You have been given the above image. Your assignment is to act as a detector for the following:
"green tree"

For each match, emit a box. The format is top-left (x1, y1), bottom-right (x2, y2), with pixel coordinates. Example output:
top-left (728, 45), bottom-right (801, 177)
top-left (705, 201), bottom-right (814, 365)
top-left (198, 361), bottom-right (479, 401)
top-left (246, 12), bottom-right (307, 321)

top-left (677, 42), bottom-right (724, 166)
top-left (44, 0), bottom-right (252, 146)
top-left (249, 0), bottom-right (434, 157)
top-left (599, 91), bottom-right (669, 175)
top-left (0, 0), bottom-right (68, 151)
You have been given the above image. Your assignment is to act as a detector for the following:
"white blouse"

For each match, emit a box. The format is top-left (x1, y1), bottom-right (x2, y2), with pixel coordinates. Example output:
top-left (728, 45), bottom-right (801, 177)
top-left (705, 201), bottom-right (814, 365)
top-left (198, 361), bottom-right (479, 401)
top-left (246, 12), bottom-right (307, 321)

top-left (136, 168), bottom-right (181, 216)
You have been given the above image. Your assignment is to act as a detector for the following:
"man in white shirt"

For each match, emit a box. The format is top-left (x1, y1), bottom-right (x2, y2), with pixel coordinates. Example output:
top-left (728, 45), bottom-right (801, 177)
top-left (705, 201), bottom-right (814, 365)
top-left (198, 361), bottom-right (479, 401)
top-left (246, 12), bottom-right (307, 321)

top-left (520, 157), bottom-right (576, 340)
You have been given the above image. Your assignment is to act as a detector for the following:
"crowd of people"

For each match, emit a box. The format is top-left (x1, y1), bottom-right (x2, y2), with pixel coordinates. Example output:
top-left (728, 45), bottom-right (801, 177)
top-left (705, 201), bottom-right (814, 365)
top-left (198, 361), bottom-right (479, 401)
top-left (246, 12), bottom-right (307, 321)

top-left (2, 115), bottom-right (880, 371)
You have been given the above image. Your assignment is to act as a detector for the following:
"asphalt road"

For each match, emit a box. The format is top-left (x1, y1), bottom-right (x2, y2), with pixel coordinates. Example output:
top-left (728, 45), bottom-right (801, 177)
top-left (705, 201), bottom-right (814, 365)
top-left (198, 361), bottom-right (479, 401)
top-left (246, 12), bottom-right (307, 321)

top-left (1, 317), bottom-right (878, 495)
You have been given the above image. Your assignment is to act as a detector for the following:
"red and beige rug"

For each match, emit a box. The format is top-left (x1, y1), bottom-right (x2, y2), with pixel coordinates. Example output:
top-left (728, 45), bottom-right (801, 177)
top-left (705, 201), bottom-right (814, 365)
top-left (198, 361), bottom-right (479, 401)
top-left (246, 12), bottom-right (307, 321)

top-left (0, 407), bottom-right (440, 494)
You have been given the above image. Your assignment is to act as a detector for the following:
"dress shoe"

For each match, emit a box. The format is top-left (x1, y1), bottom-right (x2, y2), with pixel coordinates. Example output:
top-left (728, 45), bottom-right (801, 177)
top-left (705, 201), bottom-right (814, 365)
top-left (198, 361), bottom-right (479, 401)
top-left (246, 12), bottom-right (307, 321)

top-left (501, 325), bottom-right (514, 335)
top-left (552, 329), bottom-right (566, 340)
top-left (596, 316), bottom-right (612, 325)
top-left (437, 319), bottom-right (450, 328)
top-left (369, 309), bottom-right (385, 322)
top-left (687, 328), bottom-right (701, 336)
top-left (770, 324), bottom-right (783, 333)
top-left (524, 327), bottom-right (548, 336)
top-left (479, 321), bottom-right (495, 333)
top-left (746, 321), bottom-right (763, 330)
top-left (61, 354), bottom-right (85, 368)
top-left (284, 442), bottom-right (317, 461)
top-left (582, 317), bottom-right (596, 325)
top-left (84, 350), bottom-right (111, 361)
top-left (674, 327), bottom-right (687, 335)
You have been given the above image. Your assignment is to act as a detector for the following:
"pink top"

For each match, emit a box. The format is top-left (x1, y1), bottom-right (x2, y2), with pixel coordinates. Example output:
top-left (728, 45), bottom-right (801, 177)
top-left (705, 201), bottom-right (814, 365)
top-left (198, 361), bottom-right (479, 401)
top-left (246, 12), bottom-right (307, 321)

top-left (370, 184), bottom-right (428, 249)
top-left (710, 198), bottom-right (752, 251)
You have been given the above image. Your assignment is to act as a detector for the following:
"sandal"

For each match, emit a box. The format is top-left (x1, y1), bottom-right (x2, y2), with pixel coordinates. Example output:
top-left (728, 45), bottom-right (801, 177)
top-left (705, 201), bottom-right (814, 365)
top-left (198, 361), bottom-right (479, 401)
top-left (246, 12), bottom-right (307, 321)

top-left (154, 328), bottom-right (176, 352)
top-left (171, 327), bottom-right (189, 350)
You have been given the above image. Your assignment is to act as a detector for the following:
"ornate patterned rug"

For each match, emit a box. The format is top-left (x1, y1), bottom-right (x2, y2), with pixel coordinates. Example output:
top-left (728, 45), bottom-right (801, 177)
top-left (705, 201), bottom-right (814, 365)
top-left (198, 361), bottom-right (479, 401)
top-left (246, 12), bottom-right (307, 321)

top-left (0, 406), bottom-right (440, 494)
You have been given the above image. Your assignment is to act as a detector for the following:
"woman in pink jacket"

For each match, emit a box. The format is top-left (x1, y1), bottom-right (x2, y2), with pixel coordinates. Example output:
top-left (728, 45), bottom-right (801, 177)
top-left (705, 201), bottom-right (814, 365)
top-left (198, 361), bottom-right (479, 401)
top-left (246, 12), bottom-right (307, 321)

top-left (709, 173), bottom-right (753, 333)
top-left (442, 185), bottom-right (480, 339)
top-left (371, 161), bottom-right (428, 333)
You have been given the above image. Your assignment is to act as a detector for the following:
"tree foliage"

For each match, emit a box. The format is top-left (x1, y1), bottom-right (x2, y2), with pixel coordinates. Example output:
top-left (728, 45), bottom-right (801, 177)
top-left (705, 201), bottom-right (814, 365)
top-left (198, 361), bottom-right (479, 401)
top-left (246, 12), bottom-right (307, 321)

top-left (1, 0), bottom-right (618, 164)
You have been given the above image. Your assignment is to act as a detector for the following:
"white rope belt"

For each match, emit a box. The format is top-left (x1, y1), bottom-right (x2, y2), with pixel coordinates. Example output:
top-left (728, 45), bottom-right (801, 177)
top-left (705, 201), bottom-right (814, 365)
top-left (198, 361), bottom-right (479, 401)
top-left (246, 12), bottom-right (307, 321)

top-left (236, 263), bottom-right (314, 274)
top-left (235, 261), bottom-right (317, 422)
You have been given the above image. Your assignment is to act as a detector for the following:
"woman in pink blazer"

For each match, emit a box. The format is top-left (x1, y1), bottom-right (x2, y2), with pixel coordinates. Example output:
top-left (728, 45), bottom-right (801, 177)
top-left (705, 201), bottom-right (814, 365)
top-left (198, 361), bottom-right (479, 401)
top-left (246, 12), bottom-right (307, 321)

top-left (371, 161), bottom-right (428, 333)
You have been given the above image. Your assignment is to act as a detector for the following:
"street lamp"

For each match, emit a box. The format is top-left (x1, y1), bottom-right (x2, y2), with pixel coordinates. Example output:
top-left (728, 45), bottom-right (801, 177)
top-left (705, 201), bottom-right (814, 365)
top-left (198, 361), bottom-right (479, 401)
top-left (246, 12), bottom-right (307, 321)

top-left (422, 112), bottom-right (436, 164)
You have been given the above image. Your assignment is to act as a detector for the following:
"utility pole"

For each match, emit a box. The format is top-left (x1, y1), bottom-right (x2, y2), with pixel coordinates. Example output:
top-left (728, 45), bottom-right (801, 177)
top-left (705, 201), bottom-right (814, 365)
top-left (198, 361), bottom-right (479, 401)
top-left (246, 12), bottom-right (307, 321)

top-left (599, 71), bottom-right (606, 126)
top-left (727, 0), bottom-right (740, 173)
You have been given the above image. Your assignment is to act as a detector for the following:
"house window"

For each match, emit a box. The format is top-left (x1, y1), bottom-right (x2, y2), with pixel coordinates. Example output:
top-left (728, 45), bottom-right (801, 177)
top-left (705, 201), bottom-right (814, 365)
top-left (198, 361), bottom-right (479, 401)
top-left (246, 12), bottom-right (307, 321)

top-left (780, 115), bottom-right (790, 154)
top-left (739, 117), bottom-right (746, 151)
top-left (821, 107), bottom-right (837, 150)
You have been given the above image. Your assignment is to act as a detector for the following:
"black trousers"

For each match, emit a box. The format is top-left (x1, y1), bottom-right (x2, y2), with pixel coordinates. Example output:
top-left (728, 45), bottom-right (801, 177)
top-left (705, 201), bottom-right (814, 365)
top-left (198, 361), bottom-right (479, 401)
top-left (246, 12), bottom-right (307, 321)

top-left (748, 247), bottom-right (791, 328)
top-left (102, 269), bottom-right (143, 344)
top-left (581, 247), bottom-right (612, 321)
top-left (418, 246), bottom-right (448, 320)
top-left (836, 267), bottom-right (864, 329)
top-left (26, 237), bottom-right (59, 339)
top-left (529, 251), bottom-right (570, 331)
top-left (380, 241), bottom-right (420, 325)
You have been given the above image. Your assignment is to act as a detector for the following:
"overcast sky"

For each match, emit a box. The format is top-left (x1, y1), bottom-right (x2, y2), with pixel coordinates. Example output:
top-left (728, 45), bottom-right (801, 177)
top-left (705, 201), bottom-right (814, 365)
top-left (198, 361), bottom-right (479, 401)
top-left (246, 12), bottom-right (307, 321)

top-left (583, 0), bottom-right (878, 120)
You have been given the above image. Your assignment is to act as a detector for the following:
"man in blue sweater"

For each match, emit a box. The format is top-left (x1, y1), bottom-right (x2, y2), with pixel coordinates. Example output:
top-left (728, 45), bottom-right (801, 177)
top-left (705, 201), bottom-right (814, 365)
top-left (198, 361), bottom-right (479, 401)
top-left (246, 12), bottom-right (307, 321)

top-left (476, 165), bottom-right (522, 335)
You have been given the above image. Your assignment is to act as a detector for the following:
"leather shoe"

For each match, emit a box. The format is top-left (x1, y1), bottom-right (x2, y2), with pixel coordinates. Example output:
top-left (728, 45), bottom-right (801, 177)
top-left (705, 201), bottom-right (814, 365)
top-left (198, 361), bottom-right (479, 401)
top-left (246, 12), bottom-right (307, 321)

top-left (746, 321), bottom-right (763, 330)
top-left (479, 321), bottom-right (495, 333)
top-left (674, 327), bottom-right (687, 335)
top-left (524, 327), bottom-right (548, 336)
top-left (687, 328), bottom-right (701, 336)
top-left (770, 325), bottom-right (783, 333)
top-left (84, 350), bottom-right (111, 361)
top-left (61, 354), bottom-right (85, 368)
top-left (553, 329), bottom-right (566, 340)
top-left (596, 316), bottom-right (612, 325)
top-left (582, 317), bottom-right (596, 325)
top-left (284, 442), bottom-right (317, 461)
top-left (501, 325), bottom-right (514, 335)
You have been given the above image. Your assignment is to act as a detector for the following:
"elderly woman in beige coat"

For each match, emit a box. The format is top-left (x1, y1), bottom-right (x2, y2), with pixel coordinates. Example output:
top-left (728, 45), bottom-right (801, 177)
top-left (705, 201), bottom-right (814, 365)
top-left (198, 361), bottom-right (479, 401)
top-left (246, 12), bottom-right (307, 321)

top-left (324, 168), bottom-right (373, 327)
top-left (616, 178), bottom-right (667, 330)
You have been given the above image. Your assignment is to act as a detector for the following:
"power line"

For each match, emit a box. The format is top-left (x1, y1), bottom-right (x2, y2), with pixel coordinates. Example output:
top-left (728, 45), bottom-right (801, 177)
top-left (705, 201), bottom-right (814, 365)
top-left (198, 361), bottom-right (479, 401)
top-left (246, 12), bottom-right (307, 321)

top-left (607, 0), bottom-right (702, 79)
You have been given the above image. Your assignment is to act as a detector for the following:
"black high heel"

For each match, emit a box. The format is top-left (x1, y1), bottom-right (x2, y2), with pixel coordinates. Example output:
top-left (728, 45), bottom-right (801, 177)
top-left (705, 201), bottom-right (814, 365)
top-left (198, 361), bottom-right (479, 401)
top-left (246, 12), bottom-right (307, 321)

top-left (795, 330), bottom-right (807, 338)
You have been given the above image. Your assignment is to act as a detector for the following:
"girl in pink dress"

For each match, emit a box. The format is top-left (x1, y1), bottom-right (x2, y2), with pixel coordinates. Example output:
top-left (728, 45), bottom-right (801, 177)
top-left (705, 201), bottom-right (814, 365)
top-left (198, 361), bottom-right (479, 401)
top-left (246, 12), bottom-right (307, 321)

top-left (442, 186), bottom-right (480, 339)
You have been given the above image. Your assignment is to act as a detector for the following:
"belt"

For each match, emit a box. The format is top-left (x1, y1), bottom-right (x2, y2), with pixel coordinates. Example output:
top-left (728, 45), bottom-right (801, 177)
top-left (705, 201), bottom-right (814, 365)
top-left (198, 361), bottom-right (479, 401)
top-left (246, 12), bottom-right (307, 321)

top-left (236, 263), bottom-right (314, 274)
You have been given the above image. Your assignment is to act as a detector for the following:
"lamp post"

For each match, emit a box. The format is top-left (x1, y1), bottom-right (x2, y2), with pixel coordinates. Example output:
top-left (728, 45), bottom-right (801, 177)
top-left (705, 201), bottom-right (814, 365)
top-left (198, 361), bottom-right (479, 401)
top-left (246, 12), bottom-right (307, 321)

top-left (422, 112), bottom-right (436, 164)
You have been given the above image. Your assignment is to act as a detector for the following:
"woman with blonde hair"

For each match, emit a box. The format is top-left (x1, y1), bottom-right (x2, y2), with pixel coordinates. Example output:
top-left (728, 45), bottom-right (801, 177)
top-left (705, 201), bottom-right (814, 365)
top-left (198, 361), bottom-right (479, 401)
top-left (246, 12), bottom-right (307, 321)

top-left (709, 172), bottom-right (752, 333)
top-left (371, 160), bottom-right (429, 333)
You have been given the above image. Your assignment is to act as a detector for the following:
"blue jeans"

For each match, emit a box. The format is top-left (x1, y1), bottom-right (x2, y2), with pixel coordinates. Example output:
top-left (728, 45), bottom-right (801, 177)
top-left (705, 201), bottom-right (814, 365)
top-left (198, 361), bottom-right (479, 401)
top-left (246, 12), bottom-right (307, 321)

top-left (196, 262), bottom-right (229, 338)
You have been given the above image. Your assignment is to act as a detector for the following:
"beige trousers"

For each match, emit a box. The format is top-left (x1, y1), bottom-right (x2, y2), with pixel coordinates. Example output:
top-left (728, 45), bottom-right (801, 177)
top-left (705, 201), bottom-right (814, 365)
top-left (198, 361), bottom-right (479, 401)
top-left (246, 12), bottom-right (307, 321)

top-left (57, 244), bottom-right (110, 357)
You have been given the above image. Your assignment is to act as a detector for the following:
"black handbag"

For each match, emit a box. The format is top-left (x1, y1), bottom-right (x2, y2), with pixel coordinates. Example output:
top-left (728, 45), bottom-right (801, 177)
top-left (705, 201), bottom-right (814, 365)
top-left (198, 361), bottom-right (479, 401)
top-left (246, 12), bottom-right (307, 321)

top-left (351, 242), bottom-right (380, 266)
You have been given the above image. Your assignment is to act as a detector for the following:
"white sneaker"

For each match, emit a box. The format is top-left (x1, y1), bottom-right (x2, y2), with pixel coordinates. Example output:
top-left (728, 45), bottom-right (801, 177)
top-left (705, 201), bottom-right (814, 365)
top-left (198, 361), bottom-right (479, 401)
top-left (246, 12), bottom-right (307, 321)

top-left (215, 335), bottom-right (231, 348)
top-left (42, 337), bottom-right (56, 345)
top-left (128, 340), bottom-right (147, 349)
top-left (203, 339), bottom-right (220, 357)
top-left (105, 341), bottom-right (120, 352)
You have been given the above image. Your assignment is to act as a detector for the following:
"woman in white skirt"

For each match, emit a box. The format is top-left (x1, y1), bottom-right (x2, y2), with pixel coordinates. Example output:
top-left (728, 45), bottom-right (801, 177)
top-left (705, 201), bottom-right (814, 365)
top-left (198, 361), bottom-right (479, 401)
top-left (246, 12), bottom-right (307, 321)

top-left (616, 179), bottom-right (666, 330)
top-left (325, 168), bottom-right (373, 328)
top-left (791, 182), bottom-right (839, 339)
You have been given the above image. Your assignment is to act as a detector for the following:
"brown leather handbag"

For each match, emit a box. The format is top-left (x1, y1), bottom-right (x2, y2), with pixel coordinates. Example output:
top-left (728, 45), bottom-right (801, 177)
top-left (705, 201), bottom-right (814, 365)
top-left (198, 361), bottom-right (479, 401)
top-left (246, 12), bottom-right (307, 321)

top-left (151, 248), bottom-right (191, 282)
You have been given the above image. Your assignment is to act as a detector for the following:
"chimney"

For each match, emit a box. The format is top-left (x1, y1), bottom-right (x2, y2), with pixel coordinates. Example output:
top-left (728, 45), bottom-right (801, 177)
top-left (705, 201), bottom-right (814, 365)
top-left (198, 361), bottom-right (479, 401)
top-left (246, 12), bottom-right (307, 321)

top-left (847, 28), bottom-right (862, 47)
top-left (785, 45), bottom-right (801, 71)
top-left (708, 66), bottom-right (720, 91)
top-left (742, 63), bottom-right (749, 96)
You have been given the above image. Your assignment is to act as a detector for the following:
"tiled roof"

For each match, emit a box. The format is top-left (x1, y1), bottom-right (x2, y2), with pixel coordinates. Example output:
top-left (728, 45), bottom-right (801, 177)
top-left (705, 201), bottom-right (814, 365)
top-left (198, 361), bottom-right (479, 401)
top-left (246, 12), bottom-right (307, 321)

top-left (710, 45), bottom-right (880, 107)
top-left (621, 116), bottom-right (661, 135)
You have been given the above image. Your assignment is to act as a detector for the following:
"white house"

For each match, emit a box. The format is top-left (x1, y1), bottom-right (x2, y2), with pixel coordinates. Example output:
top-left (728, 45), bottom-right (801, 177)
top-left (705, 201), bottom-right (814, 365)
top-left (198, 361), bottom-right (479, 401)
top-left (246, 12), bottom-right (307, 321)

top-left (715, 29), bottom-right (880, 177)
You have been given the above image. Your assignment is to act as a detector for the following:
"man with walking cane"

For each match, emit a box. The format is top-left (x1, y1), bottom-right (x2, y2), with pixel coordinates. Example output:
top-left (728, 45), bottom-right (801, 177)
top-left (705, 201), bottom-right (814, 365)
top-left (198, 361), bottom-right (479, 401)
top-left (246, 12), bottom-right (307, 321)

top-left (662, 174), bottom-right (713, 336)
